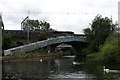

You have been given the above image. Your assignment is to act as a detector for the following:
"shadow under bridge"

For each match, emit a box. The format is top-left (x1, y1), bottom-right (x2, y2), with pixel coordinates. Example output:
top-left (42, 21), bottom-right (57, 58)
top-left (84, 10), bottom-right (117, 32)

top-left (50, 40), bottom-right (88, 56)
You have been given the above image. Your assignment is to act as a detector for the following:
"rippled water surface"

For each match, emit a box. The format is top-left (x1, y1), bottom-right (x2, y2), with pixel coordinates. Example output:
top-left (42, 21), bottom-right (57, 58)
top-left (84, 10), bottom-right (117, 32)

top-left (3, 56), bottom-right (120, 80)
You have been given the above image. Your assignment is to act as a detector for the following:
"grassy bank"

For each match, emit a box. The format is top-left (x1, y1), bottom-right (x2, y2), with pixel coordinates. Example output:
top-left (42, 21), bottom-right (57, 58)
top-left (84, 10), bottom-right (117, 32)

top-left (3, 49), bottom-right (62, 62)
top-left (3, 53), bottom-right (61, 62)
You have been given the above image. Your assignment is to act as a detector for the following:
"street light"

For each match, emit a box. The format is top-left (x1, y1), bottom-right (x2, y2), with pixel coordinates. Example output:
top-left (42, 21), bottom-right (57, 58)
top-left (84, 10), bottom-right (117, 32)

top-left (21, 16), bottom-right (29, 30)
top-left (27, 11), bottom-right (30, 44)
top-left (21, 16), bottom-right (30, 43)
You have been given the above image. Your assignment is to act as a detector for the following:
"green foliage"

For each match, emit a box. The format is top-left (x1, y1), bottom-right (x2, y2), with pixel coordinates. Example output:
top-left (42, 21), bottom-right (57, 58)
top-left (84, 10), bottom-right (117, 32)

top-left (40, 20), bottom-right (51, 31)
top-left (23, 19), bottom-right (54, 31)
top-left (83, 28), bottom-right (93, 42)
top-left (87, 32), bottom-right (120, 63)
top-left (2, 34), bottom-right (12, 49)
top-left (83, 15), bottom-right (116, 54)
top-left (100, 32), bottom-right (120, 63)
top-left (23, 20), bottom-right (40, 30)
top-left (101, 44), bottom-right (115, 55)
top-left (87, 52), bottom-right (104, 63)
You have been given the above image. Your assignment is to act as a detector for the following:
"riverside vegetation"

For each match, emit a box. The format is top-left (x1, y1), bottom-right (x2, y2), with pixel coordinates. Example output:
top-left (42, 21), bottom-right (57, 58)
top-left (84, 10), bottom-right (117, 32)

top-left (87, 32), bottom-right (120, 63)
top-left (83, 15), bottom-right (120, 63)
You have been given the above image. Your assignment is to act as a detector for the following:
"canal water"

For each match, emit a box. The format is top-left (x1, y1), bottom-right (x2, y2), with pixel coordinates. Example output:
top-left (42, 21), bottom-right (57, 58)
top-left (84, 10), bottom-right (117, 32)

top-left (2, 56), bottom-right (120, 80)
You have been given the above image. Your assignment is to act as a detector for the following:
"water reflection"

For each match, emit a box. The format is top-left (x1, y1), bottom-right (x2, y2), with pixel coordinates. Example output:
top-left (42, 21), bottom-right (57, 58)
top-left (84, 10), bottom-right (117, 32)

top-left (2, 56), bottom-right (120, 80)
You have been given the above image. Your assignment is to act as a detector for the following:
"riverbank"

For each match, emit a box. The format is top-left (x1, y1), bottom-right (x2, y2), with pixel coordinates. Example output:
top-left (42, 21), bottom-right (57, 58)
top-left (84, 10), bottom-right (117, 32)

top-left (2, 53), bottom-right (62, 62)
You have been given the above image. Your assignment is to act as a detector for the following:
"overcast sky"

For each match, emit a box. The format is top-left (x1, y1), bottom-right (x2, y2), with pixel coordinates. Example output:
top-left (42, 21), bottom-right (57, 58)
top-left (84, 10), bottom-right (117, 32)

top-left (0, 0), bottom-right (119, 34)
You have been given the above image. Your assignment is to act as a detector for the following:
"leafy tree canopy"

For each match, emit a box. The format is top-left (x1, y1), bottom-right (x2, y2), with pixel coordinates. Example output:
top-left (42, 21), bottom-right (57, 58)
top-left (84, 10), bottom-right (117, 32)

top-left (83, 15), bottom-right (117, 54)
top-left (22, 19), bottom-right (54, 31)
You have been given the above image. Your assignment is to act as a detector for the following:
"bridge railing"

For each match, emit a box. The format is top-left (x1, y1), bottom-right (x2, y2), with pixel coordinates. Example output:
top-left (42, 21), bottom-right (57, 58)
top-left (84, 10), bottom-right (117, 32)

top-left (4, 36), bottom-right (86, 55)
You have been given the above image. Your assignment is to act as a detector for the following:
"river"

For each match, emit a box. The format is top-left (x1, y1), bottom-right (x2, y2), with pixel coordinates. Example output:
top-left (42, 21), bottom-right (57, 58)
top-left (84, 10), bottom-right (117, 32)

top-left (2, 56), bottom-right (120, 80)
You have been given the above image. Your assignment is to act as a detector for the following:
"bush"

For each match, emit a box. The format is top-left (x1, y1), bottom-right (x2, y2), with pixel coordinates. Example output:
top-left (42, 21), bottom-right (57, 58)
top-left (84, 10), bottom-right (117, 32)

top-left (99, 32), bottom-right (120, 63)
top-left (87, 32), bottom-right (120, 63)
top-left (3, 35), bottom-right (12, 49)
top-left (101, 44), bottom-right (118, 62)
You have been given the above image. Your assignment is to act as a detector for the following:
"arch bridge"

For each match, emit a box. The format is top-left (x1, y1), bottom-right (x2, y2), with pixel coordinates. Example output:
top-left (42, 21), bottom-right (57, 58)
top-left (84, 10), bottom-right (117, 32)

top-left (4, 36), bottom-right (88, 55)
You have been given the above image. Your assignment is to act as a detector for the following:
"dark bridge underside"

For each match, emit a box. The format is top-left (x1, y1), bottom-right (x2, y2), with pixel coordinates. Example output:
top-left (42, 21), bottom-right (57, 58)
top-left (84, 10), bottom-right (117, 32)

top-left (49, 41), bottom-right (88, 56)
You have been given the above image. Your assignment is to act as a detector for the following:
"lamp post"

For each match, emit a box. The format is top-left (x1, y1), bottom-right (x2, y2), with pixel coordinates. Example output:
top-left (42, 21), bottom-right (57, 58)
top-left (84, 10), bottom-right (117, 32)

top-left (27, 19), bottom-right (30, 43)
top-left (21, 16), bottom-right (29, 30)
top-left (21, 16), bottom-right (29, 43)
top-left (27, 11), bottom-right (30, 44)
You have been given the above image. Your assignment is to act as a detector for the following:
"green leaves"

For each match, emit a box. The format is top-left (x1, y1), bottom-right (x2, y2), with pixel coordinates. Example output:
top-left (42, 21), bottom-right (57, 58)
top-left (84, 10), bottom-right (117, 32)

top-left (86, 32), bottom-right (120, 63)
top-left (22, 19), bottom-right (53, 31)
top-left (2, 34), bottom-right (12, 49)
top-left (83, 15), bottom-right (116, 54)
top-left (100, 33), bottom-right (120, 62)
top-left (40, 20), bottom-right (50, 31)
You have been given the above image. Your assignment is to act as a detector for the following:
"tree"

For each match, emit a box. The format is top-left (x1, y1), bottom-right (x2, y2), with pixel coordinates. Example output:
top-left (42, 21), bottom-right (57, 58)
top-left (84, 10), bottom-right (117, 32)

top-left (23, 19), bottom-right (40, 30)
top-left (83, 28), bottom-right (93, 42)
top-left (101, 32), bottom-right (120, 62)
top-left (2, 34), bottom-right (12, 49)
top-left (83, 15), bottom-right (116, 54)
top-left (40, 20), bottom-right (51, 31)
top-left (22, 19), bottom-right (54, 31)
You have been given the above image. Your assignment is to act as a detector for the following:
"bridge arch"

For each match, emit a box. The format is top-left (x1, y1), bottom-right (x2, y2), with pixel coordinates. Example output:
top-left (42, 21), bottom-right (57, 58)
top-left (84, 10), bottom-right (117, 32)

top-left (49, 41), bottom-right (88, 56)
top-left (54, 43), bottom-right (74, 55)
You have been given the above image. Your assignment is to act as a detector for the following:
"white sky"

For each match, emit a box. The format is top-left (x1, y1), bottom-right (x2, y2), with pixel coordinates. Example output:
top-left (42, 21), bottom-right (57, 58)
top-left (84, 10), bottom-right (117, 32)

top-left (0, 0), bottom-right (119, 34)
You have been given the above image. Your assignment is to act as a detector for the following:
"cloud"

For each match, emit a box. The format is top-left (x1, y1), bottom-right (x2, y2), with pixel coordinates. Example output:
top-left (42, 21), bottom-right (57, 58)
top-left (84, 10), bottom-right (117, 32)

top-left (0, 0), bottom-right (44, 30)
top-left (0, 0), bottom-right (119, 33)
